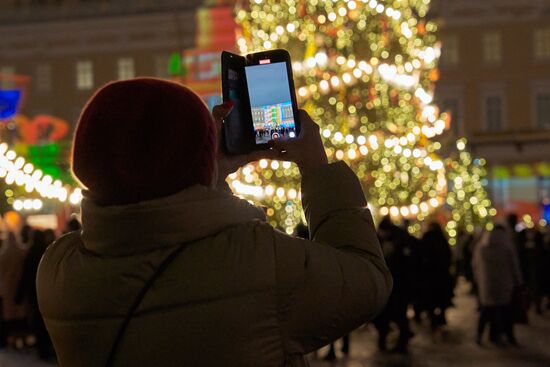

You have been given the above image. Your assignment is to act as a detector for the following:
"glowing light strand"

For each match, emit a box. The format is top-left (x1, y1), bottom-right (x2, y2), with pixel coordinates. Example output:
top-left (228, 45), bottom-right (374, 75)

top-left (0, 142), bottom-right (82, 207)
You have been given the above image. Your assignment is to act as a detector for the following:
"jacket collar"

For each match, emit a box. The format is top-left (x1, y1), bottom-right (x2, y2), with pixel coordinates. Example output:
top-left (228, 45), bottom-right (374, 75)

top-left (80, 185), bottom-right (266, 256)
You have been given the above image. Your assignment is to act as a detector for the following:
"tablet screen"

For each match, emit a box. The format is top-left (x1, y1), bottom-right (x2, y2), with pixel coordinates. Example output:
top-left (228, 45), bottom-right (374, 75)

top-left (245, 62), bottom-right (297, 145)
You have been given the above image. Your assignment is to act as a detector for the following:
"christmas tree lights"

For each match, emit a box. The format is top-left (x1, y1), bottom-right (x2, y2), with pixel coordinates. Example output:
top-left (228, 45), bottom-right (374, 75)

top-left (444, 138), bottom-right (495, 244)
top-left (230, 0), bottom-right (494, 236)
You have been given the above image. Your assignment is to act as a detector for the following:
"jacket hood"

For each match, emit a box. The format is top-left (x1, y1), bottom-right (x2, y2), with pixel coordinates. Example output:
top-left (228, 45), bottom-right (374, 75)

top-left (80, 184), bottom-right (266, 256)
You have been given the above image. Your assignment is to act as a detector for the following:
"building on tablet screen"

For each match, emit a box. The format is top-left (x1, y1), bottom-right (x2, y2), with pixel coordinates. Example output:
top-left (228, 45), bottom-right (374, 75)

top-left (252, 102), bottom-right (294, 130)
top-left (252, 101), bottom-right (296, 143)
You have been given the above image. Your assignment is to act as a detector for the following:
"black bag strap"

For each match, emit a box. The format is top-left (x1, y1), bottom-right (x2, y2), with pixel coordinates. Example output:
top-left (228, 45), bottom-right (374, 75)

top-left (105, 243), bottom-right (191, 367)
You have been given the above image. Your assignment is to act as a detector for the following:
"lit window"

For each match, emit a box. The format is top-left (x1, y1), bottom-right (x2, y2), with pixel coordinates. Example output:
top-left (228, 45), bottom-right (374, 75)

top-left (482, 32), bottom-right (501, 64)
top-left (117, 58), bottom-right (135, 80)
top-left (441, 35), bottom-right (459, 66)
top-left (485, 95), bottom-right (503, 132)
top-left (534, 28), bottom-right (550, 60)
top-left (536, 93), bottom-right (550, 129)
top-left (36, 64), bottom-right (52, 92)
top-left (154, 55), bottom-right (171, 78)
top-left (76, 61), bottom-right (93, 90)
top-left (0, 66), bottom-right (15, 89)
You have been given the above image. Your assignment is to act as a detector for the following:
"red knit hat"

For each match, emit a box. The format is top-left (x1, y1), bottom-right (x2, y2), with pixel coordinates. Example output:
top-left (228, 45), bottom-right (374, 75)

top-left (72, 78), bottom-right (217, 205)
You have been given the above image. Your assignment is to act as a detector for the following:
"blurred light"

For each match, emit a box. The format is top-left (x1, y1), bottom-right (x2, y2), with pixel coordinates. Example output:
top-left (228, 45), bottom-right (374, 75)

top-left (13, 200), bottom-right (23, 211)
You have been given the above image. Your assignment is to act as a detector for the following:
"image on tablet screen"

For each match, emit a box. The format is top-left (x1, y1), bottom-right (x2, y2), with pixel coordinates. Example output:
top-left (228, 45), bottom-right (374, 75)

top-left (245, 62), bottom-right (297, 144)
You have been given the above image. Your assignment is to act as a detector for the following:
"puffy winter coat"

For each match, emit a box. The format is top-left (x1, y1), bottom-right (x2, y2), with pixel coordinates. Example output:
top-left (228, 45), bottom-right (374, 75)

top-left (37, 162), bottom-right (392, 367)
top-left (472, 228), bottom-right (522, 306)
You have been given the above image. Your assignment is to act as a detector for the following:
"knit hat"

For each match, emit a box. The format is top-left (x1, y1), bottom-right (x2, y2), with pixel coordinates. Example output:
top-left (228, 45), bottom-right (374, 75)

top-left (72, 78), bottom-right (217, 206)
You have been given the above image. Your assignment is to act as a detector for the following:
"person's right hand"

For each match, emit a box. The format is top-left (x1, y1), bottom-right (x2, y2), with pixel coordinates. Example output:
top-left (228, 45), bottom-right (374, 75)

top-left (270, 110), bottom-right (328, 175)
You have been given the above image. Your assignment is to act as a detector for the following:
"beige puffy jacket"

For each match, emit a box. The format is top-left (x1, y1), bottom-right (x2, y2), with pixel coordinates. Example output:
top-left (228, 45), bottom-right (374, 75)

top-left (37, 162), bottom-right (392, 367)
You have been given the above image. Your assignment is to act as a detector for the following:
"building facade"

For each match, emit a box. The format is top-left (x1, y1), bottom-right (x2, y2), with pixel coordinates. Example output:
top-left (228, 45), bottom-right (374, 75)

top-left (432, 0), bottom-right (550, 221)
top-left (0, 0), bottom-right (203, 126)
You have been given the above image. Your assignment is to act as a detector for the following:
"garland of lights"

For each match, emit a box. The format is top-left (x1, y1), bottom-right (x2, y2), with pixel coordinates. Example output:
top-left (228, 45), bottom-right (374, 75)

top-left (230, 0), bottom-right (494, 237)
top-left (0, 141), bottom-right (82, 210)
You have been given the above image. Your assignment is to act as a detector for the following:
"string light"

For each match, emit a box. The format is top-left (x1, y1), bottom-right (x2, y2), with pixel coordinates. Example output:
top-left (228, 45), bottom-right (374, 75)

top-left (234, 0), bottom-right (490, 235)
top-left (0, 141), bottom-right (82, 208)
top-left (13, 198), bottom-right (43, 212)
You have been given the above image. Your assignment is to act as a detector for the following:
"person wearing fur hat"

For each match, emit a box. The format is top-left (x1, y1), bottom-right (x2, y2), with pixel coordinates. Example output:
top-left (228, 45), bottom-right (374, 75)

top-left (36, 78), bottom-right (391, 367)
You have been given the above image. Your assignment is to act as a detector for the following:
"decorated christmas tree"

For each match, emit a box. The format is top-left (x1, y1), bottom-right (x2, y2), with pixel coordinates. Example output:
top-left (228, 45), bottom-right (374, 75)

top-left (229, 0), bottom-right (493, 241)
top-left (444, 138), bottom-right (496, 241)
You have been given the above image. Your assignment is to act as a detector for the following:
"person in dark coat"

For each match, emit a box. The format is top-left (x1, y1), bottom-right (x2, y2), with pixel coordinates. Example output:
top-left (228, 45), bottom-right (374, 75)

top-left (456, 229), bottom-right (475, 284)
top-left (542, 228), bottom-right (550, 310)
top-left (506, 215), bottom-right (528, 282)
top-left (373, 216), bottom-right (414, 353)
top-left (420, 222), bottom-right (454, 330)
top-left (16, 230), bottom-right (55, 361)
top-left (43, 229), bottom-right (56, 248)
top-left (523, 227), bottom-right (545, 314)
top-left (63, 217), bottom-right (81, 234)
top-left (20, 224), bottom-right (33, 249)
top-left (398, 220), bottom-right (424, 323)
top-left (0, 214), bottom-right (28, 348)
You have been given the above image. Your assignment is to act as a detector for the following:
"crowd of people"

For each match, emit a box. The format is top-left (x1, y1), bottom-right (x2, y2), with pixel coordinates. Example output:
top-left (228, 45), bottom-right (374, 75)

top-left (319, 213), bottom-right (550, 360)
top-left (255, 126), bottom-right (296, 142)
top-left (0, 214), bottom-right (80, 362)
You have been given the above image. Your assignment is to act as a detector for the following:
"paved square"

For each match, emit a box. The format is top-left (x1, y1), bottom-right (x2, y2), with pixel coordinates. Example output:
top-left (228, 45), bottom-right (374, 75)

top-left (1, 281), bottom-right (549, 367)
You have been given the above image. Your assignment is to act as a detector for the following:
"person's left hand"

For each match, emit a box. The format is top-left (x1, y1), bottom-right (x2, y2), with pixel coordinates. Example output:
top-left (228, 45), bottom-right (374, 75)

top-left (212, 102), bottom-right (278, 183)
